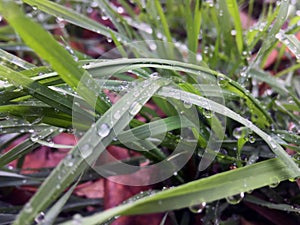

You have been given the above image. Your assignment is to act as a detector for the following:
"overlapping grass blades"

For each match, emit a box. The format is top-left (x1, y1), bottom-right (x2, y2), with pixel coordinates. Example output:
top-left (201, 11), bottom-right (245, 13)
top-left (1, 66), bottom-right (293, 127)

top-left (0, 0), bottom-right (298, 224)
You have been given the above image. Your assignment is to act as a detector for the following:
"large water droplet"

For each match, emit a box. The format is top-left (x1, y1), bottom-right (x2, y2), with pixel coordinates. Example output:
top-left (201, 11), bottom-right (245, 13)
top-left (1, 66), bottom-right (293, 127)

top-left (226, 192), bottom-right (244, 205)
top-left (189, 202), bottom-right (206, 213)
top-left (97, 123), bottom-right (110, 137)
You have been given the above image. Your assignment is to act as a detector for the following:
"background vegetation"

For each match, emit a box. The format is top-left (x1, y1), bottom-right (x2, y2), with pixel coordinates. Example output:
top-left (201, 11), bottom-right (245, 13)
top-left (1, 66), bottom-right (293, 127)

top-left (0, 0), bottom-right (300, 224)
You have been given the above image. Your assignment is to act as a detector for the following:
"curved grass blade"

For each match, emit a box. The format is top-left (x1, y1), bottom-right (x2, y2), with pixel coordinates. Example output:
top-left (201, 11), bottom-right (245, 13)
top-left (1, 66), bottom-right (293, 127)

top-left (0, 1), bottom-right (110, 115)
top-left (59, 158), bottom-right (300, 225)
top-left (85, 58), bottom-right (273, 128)
top-left (12, 77), bottom-right (168, 225)
top-left (157, 87), bottom-right (300, 173)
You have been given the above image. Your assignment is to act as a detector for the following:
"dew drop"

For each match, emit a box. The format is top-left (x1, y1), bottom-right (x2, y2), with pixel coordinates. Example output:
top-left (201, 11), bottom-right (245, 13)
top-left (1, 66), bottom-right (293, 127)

top-left (64, 154), bottom-right (75, 167)
top-left (56, 184), bottom-right (61, 189)
top-left (269, 177), bottom-right (280, 188)
top-left (80, 143), bottom-right (92, 158)
top-left (189, 202), bottom-right (206, 213)
top-left (129, 101), bottom-right (142, 116)
top-left (231, 30), bottom-right (237, 36)
top-left (30, 134), bottom-right (39, 142)
top-left (72, 214), bottom-right (82, 225)
top-left (226, 192), bottom-right (244, 205)
top-left (248, 135), bottom-right (256, 143)
top-left (97, 123), bottom-right (111, 137)
top-left (24, 202), bottom-right (33, 213)
top-left (183, 100), bottom-right (192, 109)
top-left (217, 77), bottom-right (228, 87)
top-left (114, 110), bottom-right (121, 119)
top-left (34, 212), bottom-right (45, 224)
top-left (233, 127), bottom-right (243, 139)
top-left (203, 108), bottom-right (212, 118)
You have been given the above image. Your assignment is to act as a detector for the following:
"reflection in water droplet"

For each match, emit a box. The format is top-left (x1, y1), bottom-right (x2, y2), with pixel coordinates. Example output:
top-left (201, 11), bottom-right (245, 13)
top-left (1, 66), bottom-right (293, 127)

top-left (97, 123), bottom-right (110, 137)
top-left (226, 192), bottom-right (244, 205)
top-left (189, 202), bottom-right (206, 213)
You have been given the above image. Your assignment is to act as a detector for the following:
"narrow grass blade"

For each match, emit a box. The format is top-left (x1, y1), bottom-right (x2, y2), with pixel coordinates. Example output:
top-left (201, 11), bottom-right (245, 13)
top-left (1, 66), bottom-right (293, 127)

top-left (157, 87), bottom-right (300, 173)
top-left (12, 78), bottom-right (168, 225)
top-left (226, 0), bottom-right (243, 53)
top-left (0, 1), bottom-right (110, 114)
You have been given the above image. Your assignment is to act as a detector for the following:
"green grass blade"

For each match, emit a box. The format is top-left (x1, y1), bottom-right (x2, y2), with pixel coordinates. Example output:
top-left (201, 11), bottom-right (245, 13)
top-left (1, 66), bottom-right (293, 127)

top-left (12, 77), bottom-right (168, 225)
top-left (157, 87), bottom-right (300, 173)
top-left (59, 158), bottom-right (300, 225)
top-left (226, 0), bottom-right (243, 53)
top-left (0, 1), bottom-right (109, 114)
top-left (85, 58), bottom-right (273, 128)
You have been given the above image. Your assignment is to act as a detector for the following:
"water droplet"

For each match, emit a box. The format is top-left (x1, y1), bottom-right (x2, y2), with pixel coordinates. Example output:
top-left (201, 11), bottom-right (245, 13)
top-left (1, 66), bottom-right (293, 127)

top-left (226, 192), bottom-right (244, 205)
top-left (149, 43), bottom-right (157, 50)
top-left (101, 15), bottom-right (109, 21)
top-left (248, 135), bottom-right (256, 143)
top-left (203, 108), bottom-right (212, 118)
top-left (114, 110), bottom-right (121, 119)
top-left (183, 100), bottom-right (192, 109)
top-left (269, 177), bottom-right (280, 188)
top-left (129, 101), bottom-right (142, 116)
top-left (80, 144), bottom-right (92, 158)
top-left (231, 30), bottom-right (237, 36)
top-left (56, 184), bottom-right (61, 189)
top-left (30, 134), bottom-right (39, 142)
top-left (107, 38), bottom-right (112, 43)
top-left (189, 202), bottom-right (206, 213)
top-left (217, 77), bottom-right (228, 87)
top-left (233, 127), bottom-right (243, 139)
top-left (64, 154), bottom-right (75, 167)
top-left (34, 212), bottom-right (45, 224)
top-left (117, 6), bottom-right (124, 14)
top-left (24, 202), bottom-right (33, 213)
top-left (97, 123), bottom-right (110, 137)
top-left (72, 214), bottom-right (82, 225)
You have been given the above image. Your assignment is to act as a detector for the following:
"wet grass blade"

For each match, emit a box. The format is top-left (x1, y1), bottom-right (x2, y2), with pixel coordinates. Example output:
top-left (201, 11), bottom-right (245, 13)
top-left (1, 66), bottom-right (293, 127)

top-left (226, 0), bottom-right (243, 53)
top-left (0, 127), bottom-right (59, 167)
top-left (85, 58), bottom-right (273, 128)
top-left (0, 1), bottom-right (110, 114)
top-left (59, 158), bottom-right (300, 225)
top-left (157, 87), bottom-right (300, 173)
top-left (12, 77), bottom-right (168, 225)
